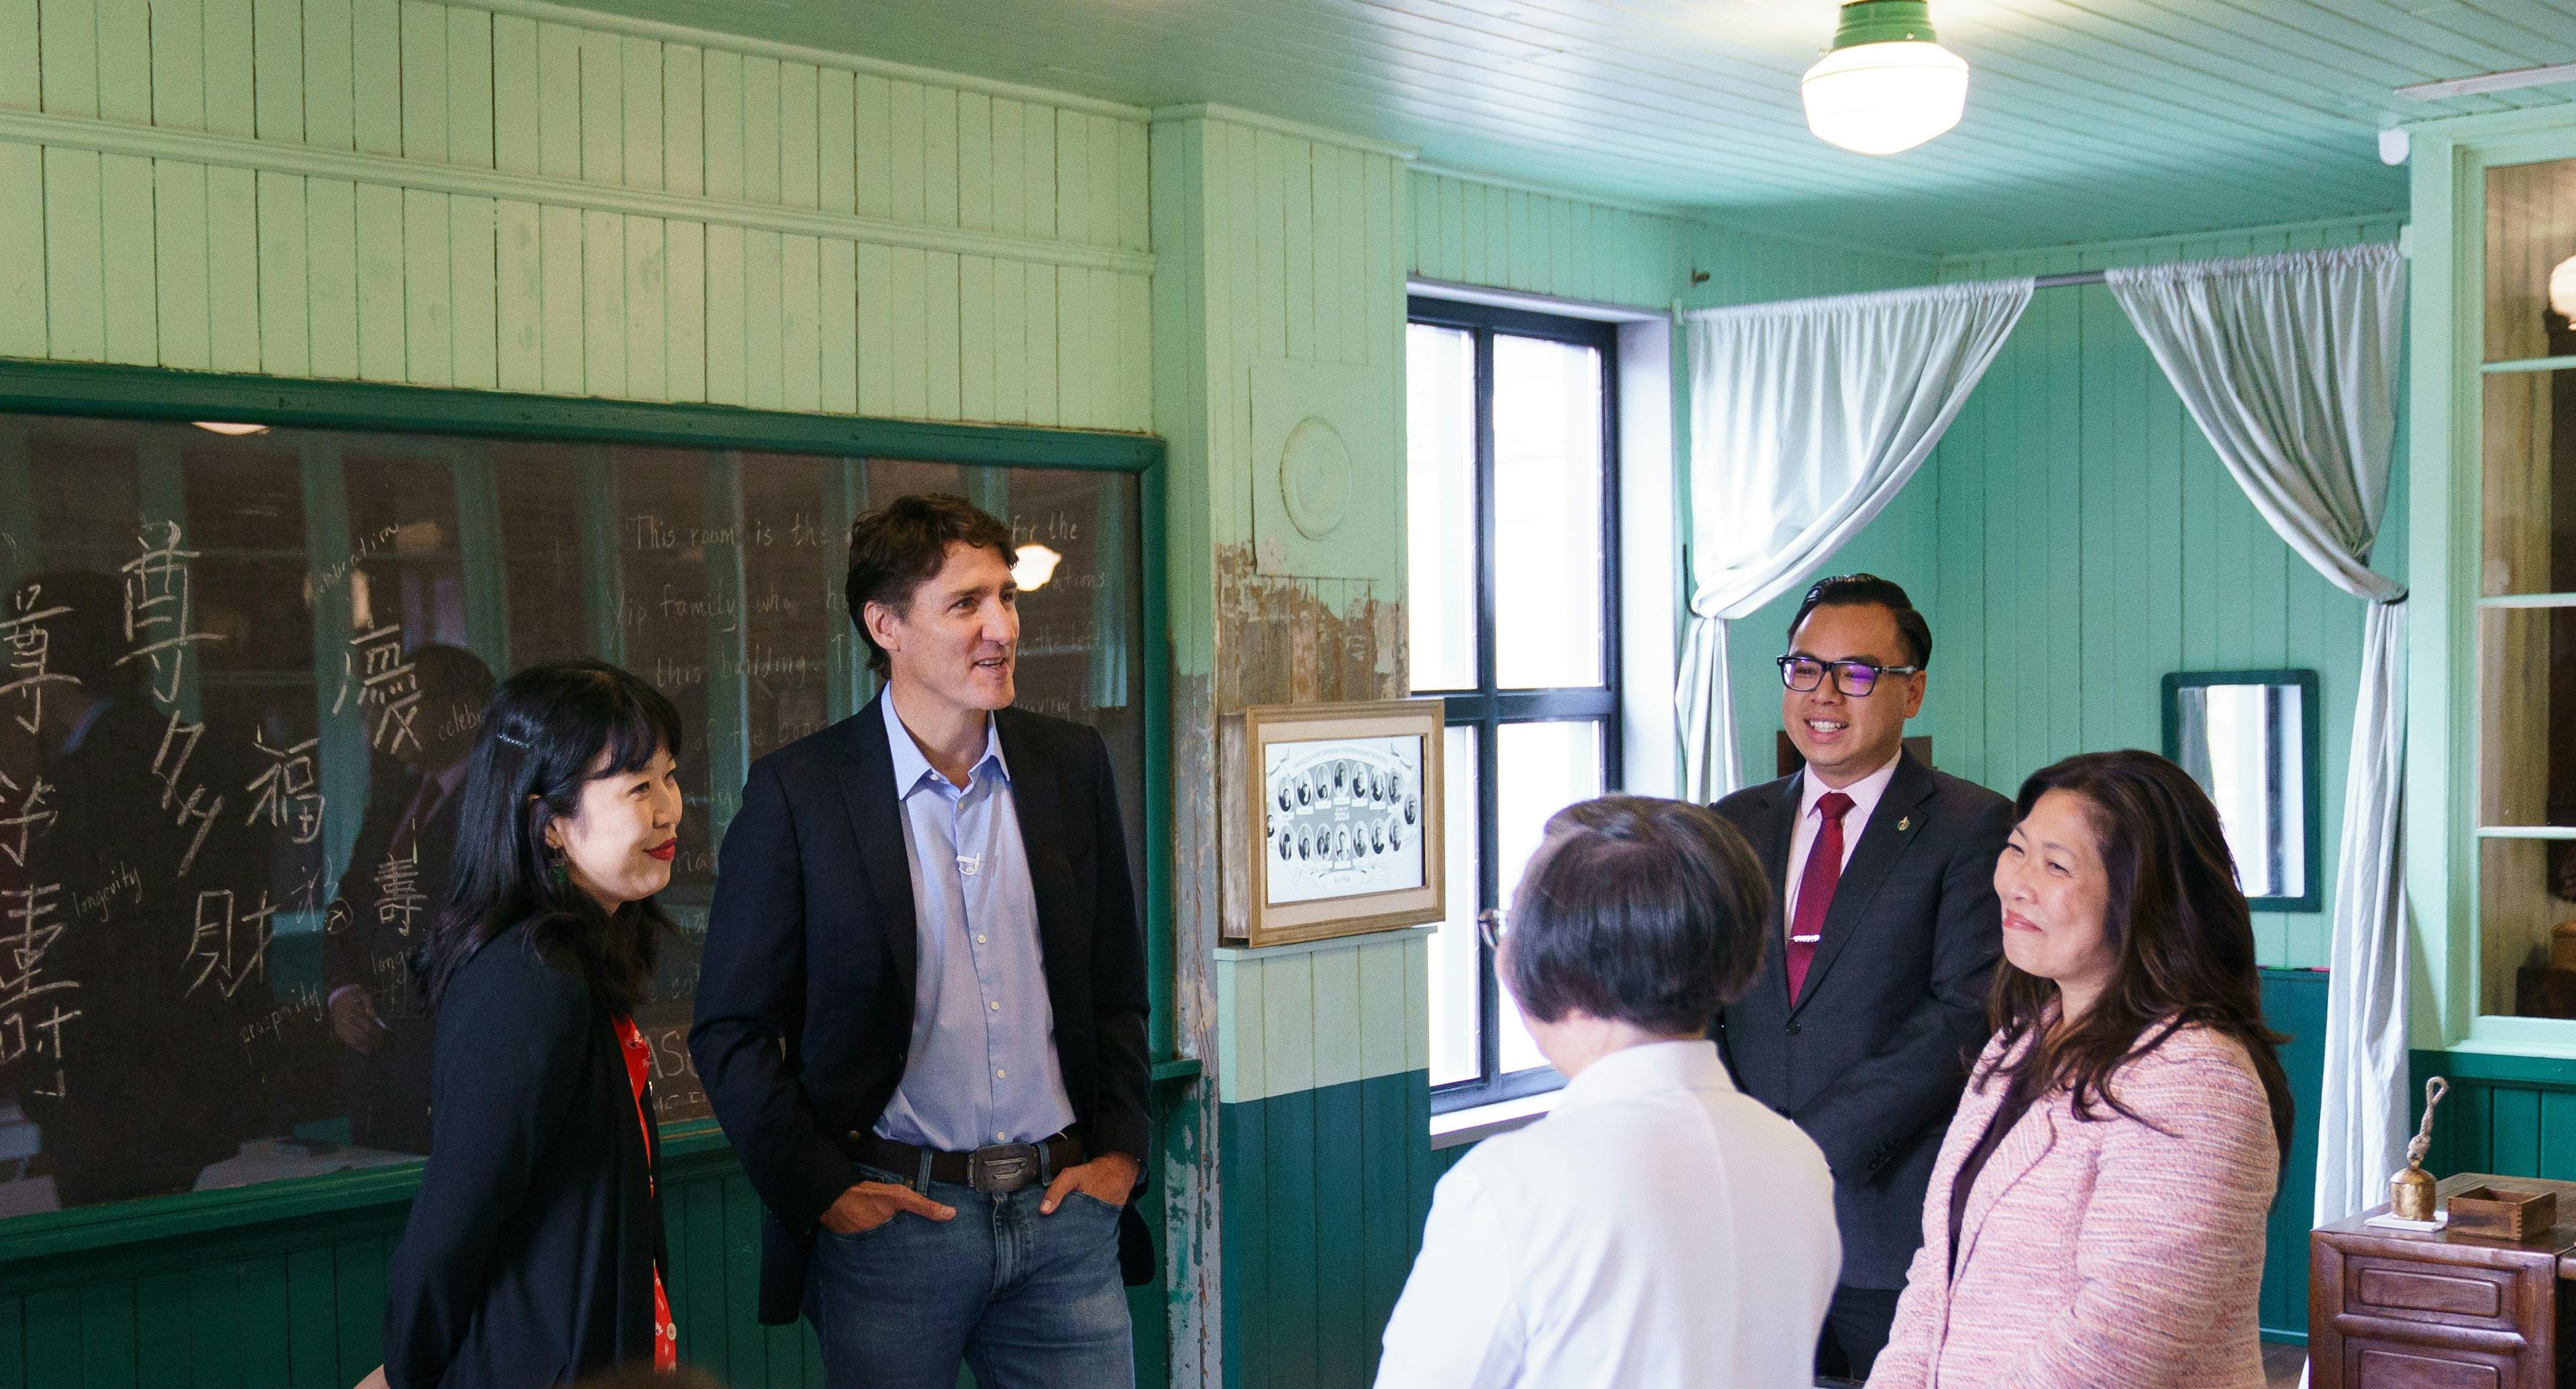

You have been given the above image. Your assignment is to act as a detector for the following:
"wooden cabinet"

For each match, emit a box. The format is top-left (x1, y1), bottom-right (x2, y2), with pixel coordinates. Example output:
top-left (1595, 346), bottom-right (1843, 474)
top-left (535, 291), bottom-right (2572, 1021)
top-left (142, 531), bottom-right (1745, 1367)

top-left (2312, 1173), bottom-right (2576, 1387)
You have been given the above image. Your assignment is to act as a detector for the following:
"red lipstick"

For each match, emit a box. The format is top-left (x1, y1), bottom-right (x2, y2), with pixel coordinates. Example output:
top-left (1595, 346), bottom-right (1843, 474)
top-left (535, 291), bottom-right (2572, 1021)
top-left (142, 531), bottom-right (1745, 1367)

top-left (645, 840), bottom-right (678, 862)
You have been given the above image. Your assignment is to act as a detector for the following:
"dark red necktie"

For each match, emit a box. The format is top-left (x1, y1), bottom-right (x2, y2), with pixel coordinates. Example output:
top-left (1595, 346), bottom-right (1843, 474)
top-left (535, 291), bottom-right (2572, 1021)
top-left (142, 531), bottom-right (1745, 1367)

top-left (1787, 791), bottom-right (1855, 1003)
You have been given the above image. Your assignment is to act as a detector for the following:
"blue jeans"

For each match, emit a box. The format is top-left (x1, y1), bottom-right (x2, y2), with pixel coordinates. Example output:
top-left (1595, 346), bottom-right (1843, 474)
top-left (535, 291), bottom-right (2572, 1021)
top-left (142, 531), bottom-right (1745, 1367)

top-left (807, 1167), bottom-right (1133, 1389)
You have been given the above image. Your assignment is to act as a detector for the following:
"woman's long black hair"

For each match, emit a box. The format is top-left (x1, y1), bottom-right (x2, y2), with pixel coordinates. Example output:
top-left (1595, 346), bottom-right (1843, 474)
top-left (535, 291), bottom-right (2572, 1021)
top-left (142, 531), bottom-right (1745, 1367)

top-left (415, 660), bottom-right (684, 1015)
top-left (1984, 749), bottom-right (2295, 1166)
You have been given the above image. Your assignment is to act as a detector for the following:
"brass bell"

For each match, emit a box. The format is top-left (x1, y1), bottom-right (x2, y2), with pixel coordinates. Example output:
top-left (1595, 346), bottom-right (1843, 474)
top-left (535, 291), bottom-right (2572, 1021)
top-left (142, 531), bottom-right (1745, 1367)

top-left (2392, 1164), bottom-right (2438, 1223)
top-left (2390, 1076), bottom-right (2450, 1223)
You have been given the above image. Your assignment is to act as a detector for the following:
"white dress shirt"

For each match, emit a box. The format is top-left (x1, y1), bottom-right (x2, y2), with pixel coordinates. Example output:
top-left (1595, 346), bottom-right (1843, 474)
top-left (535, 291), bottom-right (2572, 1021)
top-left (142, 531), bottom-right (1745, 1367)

top-left (1375, 1041), bottom-right (1839, 1389)
top-left (1782, 751), bottom-right (1904, 931)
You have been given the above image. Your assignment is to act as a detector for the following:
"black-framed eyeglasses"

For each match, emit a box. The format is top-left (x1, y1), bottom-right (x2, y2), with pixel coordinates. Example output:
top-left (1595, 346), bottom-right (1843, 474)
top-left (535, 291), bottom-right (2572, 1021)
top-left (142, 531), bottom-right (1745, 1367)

top-left (1477, 909), bottom-right (1507, 951)
top-left (1776, 654), bottom-right (1923, 697)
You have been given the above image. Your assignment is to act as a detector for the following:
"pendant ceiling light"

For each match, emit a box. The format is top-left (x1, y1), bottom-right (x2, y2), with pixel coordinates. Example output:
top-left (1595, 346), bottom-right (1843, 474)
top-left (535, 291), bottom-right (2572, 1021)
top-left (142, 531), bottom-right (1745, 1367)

top-left (1801, 0), bottom-right (1969, 156)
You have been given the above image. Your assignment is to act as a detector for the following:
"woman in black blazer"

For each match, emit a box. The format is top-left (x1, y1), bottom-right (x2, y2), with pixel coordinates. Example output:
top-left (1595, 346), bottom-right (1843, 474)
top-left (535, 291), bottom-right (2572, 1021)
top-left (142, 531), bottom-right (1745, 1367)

top-left (374, 661), bottom-right (686, 1388)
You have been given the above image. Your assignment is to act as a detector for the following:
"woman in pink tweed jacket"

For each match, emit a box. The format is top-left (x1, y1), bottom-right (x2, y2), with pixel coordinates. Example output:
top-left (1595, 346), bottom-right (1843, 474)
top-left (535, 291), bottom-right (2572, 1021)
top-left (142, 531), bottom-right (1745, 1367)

top-left (1871, 750), bottom-right (2292, 1389)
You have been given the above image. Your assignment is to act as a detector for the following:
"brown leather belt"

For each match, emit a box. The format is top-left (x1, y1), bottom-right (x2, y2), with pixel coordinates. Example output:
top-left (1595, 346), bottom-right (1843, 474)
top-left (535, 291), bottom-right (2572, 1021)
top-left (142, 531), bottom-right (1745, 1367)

top-left (847, 1131), bottom-right (1083, 1194)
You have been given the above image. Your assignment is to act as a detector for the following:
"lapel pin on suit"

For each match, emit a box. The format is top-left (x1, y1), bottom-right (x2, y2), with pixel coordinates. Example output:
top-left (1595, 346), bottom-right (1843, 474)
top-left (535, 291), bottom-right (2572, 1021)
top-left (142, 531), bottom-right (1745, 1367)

top-left (1898, 815), bottom-right (1913, 833)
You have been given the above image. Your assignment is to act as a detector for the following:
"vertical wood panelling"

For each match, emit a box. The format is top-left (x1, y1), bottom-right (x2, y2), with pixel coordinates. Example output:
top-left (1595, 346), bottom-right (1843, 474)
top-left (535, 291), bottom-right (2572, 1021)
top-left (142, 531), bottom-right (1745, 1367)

top-left (0, 0), bottom-right (1150, 425)
top-left (1717, 213), bottom-right (2409, 968)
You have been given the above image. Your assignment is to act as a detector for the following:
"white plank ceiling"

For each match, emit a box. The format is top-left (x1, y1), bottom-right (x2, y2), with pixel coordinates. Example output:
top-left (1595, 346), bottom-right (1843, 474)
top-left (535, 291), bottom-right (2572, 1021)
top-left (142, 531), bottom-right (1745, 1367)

top-left (552, 0), bottom-right (2576, 251)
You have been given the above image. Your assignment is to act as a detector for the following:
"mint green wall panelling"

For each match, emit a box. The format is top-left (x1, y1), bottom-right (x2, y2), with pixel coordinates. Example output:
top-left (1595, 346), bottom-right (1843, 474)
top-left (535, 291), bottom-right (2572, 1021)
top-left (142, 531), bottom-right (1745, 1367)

top-left (588, 209), bottom-right (632, 398)
top-left (926, 249), bottom-right (963, 420)
top-left (0, 142), bottom-right (43, 359)
top-left (1310, 943), bottom-right (1364, 1091)
top-left (261, 173), bottom-right (315, 375)
top-left (154, 160), bottom-right (211, 370)
top-left (782, 234), bottom-right (822, 411)
top-left (355, 183), bottom-right (406, 380)
top-left (42, 146), bottom-right (105, 362)
top-left (1878, 213), bottom-right (2409, 966)
top-left (1024, 261), bottom-right (1059, 425)
top-left (304, 0), bottom-right (353, 150)
top-left (0, 0), bottom-right (32, 111)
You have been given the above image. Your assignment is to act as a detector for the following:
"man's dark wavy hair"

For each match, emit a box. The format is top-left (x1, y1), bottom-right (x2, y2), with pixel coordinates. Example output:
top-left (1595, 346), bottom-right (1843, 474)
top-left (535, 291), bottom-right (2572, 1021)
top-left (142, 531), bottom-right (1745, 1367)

top-left (843, 494), bottom-right (1016, 677)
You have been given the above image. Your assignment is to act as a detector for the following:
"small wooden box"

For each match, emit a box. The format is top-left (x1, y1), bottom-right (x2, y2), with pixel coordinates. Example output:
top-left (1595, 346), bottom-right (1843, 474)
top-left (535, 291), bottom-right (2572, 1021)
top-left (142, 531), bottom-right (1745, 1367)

top-left (2443, 1184), bottom-right (2557, 1241)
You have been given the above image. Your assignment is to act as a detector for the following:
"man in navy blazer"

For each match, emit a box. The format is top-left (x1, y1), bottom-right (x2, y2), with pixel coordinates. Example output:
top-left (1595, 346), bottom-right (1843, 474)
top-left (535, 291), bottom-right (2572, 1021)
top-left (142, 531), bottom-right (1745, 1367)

top-left (1710, 574), bottom-right (2010, 1384)
top-left (691, 494), bottom-right (1150, 1388)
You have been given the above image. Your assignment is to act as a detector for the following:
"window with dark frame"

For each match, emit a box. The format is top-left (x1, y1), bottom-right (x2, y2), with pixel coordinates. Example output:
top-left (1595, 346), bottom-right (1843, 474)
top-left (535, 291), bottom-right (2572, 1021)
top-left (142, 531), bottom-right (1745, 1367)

top-left (1405, 295), bottom-right (1620, 1113)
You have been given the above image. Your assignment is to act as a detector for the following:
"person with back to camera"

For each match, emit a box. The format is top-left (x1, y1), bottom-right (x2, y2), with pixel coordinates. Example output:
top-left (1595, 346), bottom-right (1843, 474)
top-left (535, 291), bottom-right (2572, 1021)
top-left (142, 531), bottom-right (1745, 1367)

top-left (1376, 794), bottom-right (1839, 1389)
top-left (369, 661), bottom-right (686, 1389)
top-left (1710, 573), bottom-right (2012, 1382)
top-left (1868, 750), bottom-right (2292, 1389)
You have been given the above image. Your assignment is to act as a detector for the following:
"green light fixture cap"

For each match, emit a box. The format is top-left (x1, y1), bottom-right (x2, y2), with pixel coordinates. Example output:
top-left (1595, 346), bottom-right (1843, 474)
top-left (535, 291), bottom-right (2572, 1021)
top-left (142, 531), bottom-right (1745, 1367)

top-left (1831, 0), bottom-right (1938, 49)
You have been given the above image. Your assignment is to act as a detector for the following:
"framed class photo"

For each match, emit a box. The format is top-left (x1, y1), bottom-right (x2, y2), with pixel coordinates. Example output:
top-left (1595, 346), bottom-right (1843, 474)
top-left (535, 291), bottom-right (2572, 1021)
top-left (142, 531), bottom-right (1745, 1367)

top-left (1222, 699), bottom-right (1446, 948)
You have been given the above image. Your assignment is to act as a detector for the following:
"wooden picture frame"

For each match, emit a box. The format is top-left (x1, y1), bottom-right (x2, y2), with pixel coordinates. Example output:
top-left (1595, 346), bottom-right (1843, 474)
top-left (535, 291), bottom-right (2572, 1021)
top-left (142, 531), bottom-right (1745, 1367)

top-left (1221, 699), bottom-right (1446, 948)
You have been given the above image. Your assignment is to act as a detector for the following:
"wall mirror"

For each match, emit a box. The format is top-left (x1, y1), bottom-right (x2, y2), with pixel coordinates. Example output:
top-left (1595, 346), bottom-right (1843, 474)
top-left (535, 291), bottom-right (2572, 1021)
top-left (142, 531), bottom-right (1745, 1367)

top-left (2163, 669), bottom-right (2322, 912)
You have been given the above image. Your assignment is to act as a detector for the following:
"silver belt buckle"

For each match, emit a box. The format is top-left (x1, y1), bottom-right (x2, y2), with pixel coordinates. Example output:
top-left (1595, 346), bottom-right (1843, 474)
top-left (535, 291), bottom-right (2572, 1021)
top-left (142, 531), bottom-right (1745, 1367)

top-left (969, 1143), bottom-right (1037, 1193)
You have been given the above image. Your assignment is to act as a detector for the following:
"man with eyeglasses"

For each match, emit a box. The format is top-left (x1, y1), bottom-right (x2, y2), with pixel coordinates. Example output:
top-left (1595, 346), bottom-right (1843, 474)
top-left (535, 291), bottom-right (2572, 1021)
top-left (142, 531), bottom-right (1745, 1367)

top-left (1708, 573), bottom-right (2010, 1384)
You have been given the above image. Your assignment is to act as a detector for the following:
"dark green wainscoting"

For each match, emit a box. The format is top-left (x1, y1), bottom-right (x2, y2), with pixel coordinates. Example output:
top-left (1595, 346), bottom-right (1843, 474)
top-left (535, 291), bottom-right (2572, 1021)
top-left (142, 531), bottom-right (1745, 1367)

top-left (0, 1125), bottom-right (1175, 1389)
top-left (2404, 1047), bottom-right (2576, 1196)
top-left (2259, 968), bottom-right (2327, 1345)
top-left (1216, 1070), bottom-right (1434, 1389)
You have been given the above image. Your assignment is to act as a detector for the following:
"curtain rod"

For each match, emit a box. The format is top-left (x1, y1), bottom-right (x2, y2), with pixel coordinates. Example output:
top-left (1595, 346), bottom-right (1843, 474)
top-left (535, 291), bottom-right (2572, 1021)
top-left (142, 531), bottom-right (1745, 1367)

top-left (2034, 270), bottom-right (2107, 289)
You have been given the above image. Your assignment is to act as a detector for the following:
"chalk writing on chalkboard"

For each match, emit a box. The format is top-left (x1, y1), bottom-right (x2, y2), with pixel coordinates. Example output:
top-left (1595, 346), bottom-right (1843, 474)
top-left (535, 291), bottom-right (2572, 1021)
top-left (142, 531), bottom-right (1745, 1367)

top-left (244, 732), bottom-right (325, 843)
top-left (0, 418), bottom-right (1149, 1221)
top-left (149, 708), bottom-right (223, 877)
top-left (117, 521), bottom-right (221, 704)
top-left (186, 889), bottom-right (276, 1000)
top-left (338, 624), bottom-right (423, 756)
top-left (2, 584), bottom-right (72, 734)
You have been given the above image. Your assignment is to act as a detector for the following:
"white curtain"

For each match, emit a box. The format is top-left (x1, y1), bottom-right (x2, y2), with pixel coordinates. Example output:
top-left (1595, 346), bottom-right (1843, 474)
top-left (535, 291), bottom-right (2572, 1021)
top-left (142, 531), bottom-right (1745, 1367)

top-left (1676, 280), bottom-right (2031, 800)
top-left (2106, 242), bottom-right (2409, 1229)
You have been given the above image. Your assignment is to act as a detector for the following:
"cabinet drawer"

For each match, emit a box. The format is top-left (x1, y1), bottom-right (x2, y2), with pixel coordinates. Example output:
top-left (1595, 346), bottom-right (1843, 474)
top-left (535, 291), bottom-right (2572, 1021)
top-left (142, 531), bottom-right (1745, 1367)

top-left (2347, 1258), bottom-right (2514, 1327)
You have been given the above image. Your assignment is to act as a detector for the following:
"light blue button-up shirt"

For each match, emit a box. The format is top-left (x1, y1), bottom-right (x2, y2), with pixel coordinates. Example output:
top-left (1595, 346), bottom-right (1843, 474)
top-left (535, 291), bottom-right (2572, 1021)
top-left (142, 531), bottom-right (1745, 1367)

top-left (872, 695), bottom-right (1077, 1153)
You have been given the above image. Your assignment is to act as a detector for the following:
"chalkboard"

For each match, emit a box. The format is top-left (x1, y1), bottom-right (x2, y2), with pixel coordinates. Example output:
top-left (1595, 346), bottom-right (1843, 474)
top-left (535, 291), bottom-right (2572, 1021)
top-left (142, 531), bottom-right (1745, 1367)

top-left (0, 414), bottom-right (1146, 1218)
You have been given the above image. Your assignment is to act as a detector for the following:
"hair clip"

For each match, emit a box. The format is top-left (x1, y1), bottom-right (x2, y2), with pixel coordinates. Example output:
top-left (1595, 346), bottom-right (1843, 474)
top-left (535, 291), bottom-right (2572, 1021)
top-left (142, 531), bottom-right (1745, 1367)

top-left (495, 730), bottom-right (529, 750)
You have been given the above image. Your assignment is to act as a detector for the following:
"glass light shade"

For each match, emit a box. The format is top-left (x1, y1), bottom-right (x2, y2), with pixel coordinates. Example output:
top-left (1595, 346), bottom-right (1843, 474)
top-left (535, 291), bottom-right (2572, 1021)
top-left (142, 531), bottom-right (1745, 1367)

top-left (2551, 254), bottom-right (2576, 321)
top-left (1801, 39), bottom-right (1970, 156)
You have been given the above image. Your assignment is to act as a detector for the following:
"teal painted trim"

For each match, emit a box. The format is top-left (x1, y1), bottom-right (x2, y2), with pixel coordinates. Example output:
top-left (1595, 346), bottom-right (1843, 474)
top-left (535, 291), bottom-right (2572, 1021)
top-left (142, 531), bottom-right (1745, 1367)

top-left (1152, 1058), bottom-right (1204, 1086)
top-left (1142, 457), bottom-right (1174, 1063)
top-left (2479, 355), bottom-right (2576, 374)
top-left (2258, 968), bottom-right (2325, 1343)
top-left (2410, 1047), bottom-right (2576, 1090)
top-left (2475, 593), bottom-right (2576, 609)
top-left (0, 359), bottom-right (1162, 472)
top-left (0, 1121), bottom-right (736, 1276)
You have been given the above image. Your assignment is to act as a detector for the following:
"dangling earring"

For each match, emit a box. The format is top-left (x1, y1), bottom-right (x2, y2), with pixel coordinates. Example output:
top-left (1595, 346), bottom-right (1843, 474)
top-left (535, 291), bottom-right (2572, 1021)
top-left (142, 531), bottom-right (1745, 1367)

top-left (547, 845), bottom-right (569, 888)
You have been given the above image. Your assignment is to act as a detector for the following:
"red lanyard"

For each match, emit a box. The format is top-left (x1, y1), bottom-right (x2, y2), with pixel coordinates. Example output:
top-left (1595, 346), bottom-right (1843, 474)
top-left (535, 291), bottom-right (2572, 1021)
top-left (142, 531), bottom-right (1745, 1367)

top-left (612, 1015), bottom-right (678, 1373)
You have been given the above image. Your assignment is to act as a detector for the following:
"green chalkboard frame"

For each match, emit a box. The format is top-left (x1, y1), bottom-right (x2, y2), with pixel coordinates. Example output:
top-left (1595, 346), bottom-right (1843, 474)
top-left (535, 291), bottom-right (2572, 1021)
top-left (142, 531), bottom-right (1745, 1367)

top-left (0, 358), bottom-right (1182, 1270)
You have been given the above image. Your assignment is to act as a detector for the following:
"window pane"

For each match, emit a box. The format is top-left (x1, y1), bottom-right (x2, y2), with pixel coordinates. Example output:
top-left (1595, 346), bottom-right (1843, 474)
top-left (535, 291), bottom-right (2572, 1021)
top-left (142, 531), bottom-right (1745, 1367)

top-left (1428, 726), bottom-right (1481, 1086)
top-left (1491, 334), bottom-right (1605, 689)
top-left (1495, 719), bottom-right (1603, 1075)
top-left (1407, 324), bottom-right (1477, 691)
top-left (2482, 370), bottom-right (2576, 597)
top-left (2485, 157), bottom-right (2576, 365)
